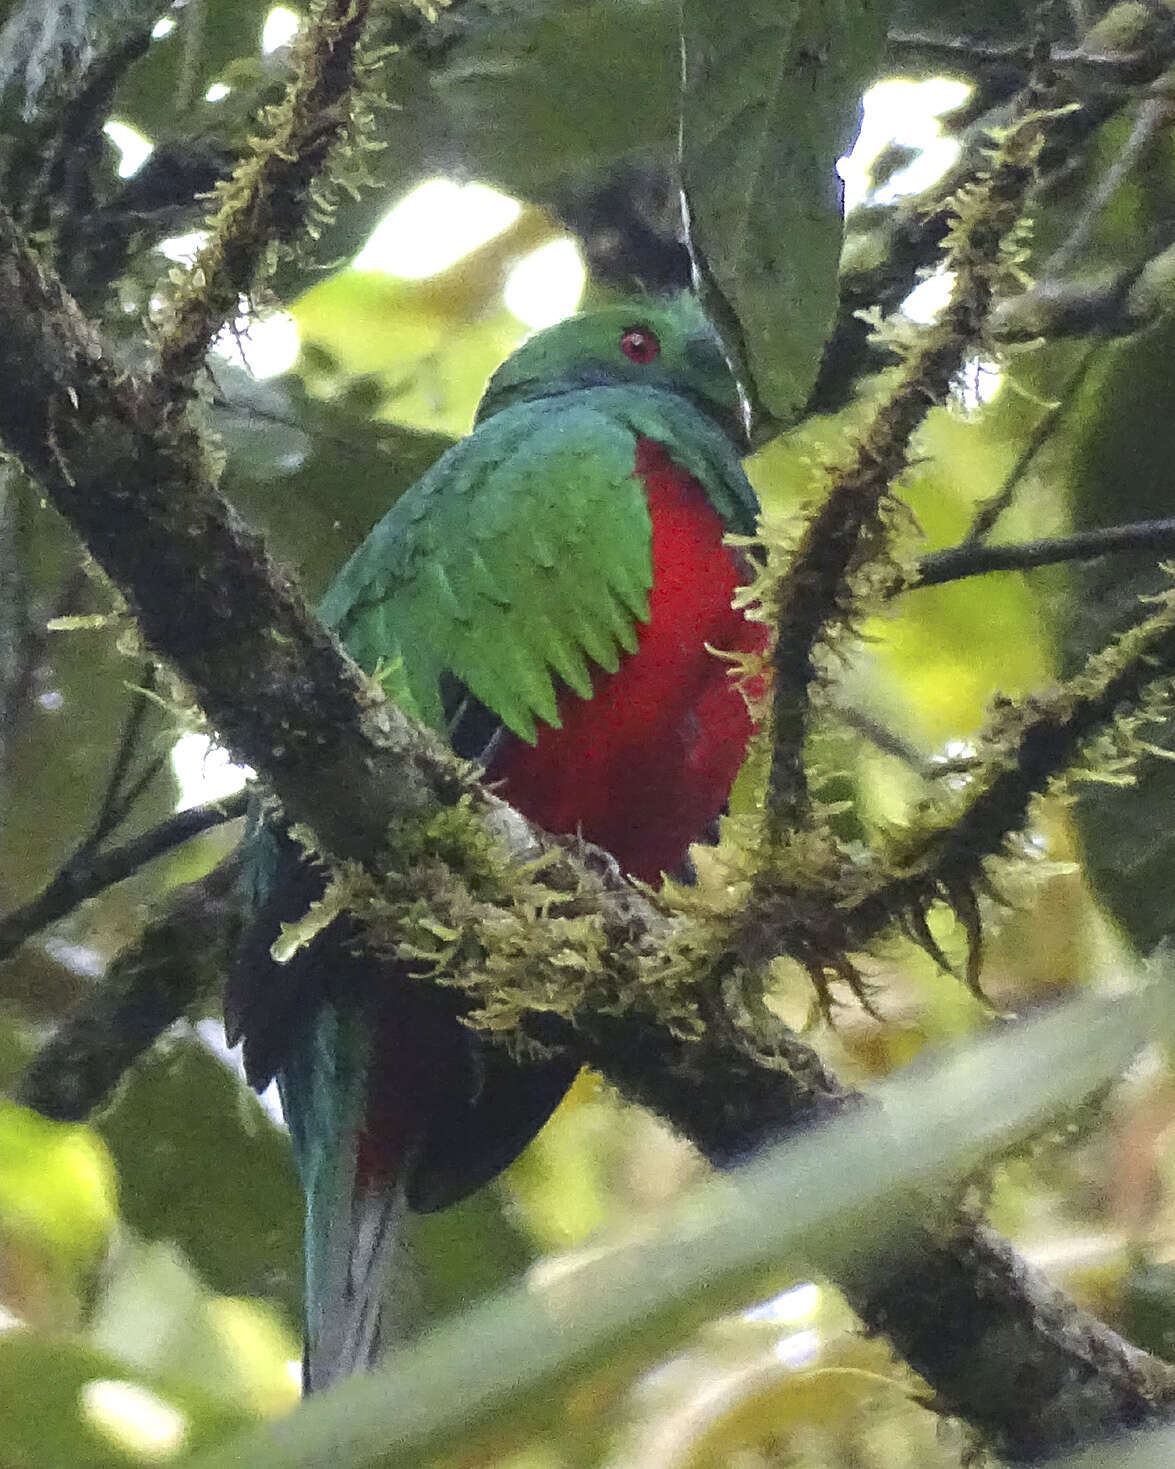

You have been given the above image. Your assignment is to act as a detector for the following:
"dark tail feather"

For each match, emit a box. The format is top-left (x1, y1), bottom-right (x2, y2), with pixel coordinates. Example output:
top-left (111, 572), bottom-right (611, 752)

top-left (303, 1173), bottom-right (418, 1393)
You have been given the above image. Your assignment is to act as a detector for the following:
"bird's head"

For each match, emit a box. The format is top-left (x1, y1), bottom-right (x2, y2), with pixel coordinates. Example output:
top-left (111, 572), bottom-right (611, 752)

top-left (475, 295), bottom-right (749, 449)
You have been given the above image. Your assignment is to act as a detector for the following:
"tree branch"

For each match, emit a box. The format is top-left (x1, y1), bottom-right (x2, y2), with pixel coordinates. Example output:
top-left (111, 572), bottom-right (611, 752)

top-left (0, 791), bottom-right (247, 963)
top-left (3, 196), bottom-right (1173, 1457)
top-left (14, 857), bottom-right (243, 1120)
top-left (964, 341), bottom-right (1101, 542)
top-left (176, 987), bottom-right (1175, 1469)
top-left (153, 0), bottom-right (375, 393)
top-left (767, 103), bottom-right (1045, 836)
top-left (916, 518), bottom-right (1175, 587)
top-left (886, 28), bottom-right (1175, 85)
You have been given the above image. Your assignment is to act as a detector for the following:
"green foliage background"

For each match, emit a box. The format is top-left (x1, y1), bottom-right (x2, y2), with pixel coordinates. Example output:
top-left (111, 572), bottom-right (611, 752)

top-left (2, 0), bottom-right (1175, 1465)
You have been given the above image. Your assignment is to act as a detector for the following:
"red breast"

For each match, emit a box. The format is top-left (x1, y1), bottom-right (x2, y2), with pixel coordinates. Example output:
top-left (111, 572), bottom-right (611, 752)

top-left (489, 437), bottom-right (766, 883)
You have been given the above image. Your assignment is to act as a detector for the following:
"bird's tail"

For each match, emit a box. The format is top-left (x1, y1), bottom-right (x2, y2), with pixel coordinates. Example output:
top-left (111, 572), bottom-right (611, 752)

top-left (301, 1169), bottom-right (416, 1393)
top-left (278, 1004), bottom-right (419, 1394)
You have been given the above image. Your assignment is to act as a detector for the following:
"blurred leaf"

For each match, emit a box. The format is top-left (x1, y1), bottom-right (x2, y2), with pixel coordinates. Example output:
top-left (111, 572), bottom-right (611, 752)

top-left (505, 1077), bottom-right (620, 1249)
top-left (210, 364), bottom-right (452, 600)
top-left (878, 405), bottom-right (1052, 739)
top-left (91, 1235), bottom-right (299, 1415)
top-left (0, 1331), bottom-right (246, 1468)
top-left (434, 0), bottom-right (678, 195)
top-left (182, 985), bottom-right (1164, 1469)
top-left (96, 1034), bottom-right (302, 1323)
top-left (0, 1100), bottom-right (115, 1263)
top-left (612, 1324), bottom-right (943, 1469)
top-left (1064, 314), bottom-right (1175, 953)
top-left (506, 1078), bottom-right (700, 1252)
top-left (681, 0), bottom-right (887, 425)
top-left (413, 1187), bottom-right (536, 1326)
top-left (114, 0), bottom-right (275, 134)
top-left (292, 267), bottom-right (525, 438)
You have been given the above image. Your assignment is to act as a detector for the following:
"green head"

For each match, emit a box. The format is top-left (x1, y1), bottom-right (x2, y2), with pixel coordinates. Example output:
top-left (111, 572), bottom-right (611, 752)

top-left (476, 296), bottom-right (748, 448)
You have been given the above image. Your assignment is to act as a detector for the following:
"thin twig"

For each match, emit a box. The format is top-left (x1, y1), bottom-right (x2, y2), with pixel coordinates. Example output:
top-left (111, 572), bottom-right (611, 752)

top-left (886, 28), bottom-right (1174, 83)
top-left (838, 590), bottom-right (1175, 967)
top-left (830, 704), bottom-right (935, 775)
top-left (968, 234), bottom-right (1160, 545)
top-left (105, 748), bottom-right (170, 831)
top-left (2, 10), bottom-right (1175, 1454)
top-left (1, 664), bottom-right (175, 963)
top-left (89, 665), bottom-right (155, 840)
top-left (964, 342), bottom-right (1100, 543)
top-left (1044, 95), bottom-right (1174, 280)
top-left (916, 517), bottom-right (1175, 587)
top-left (0, 790), bottom-right (247, 962)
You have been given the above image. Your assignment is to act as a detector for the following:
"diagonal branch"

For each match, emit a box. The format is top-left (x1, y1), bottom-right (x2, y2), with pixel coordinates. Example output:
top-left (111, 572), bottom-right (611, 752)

top-left (915, 516), bottom-right (1175, 587)
top-left (0, 791), bottom-right (247, 964)
top-left (2, 5), bottom-right (1175, 1459)
top-left (154, 0), bottom-right (375, 393)
top-left (0, 198), bottom-right (452, 865)
top-left (764, 103), bottom-right (1045, 838)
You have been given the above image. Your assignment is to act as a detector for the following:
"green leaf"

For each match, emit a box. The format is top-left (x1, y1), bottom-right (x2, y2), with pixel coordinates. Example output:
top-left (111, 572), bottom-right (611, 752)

top-left (96, 1035), bottom-right (303, 1324)
top-left (680, 0), bottom-right (888, 426)
top-left (0, 1331), bottom-right (246, 1468)
top-left (0, 1099), bottom-right (115, 1261)
top-left (90, 1234), bottom-right (299, 1416)
top-left (433, 0), bottom-right (678, 194)
top-left (0, 1100), bottom-right (115, 1331)
top-left (413, 1188), bottom-right (537, 1326)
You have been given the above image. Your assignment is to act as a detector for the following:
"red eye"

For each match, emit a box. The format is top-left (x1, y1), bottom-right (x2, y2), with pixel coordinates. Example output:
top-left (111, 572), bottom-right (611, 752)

top-left (619, 326), bottom-right (660, 364)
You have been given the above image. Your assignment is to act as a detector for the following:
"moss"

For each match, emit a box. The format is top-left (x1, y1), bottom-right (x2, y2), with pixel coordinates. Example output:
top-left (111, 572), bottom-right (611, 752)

top-left (155, 0), bottom-right (380, 389)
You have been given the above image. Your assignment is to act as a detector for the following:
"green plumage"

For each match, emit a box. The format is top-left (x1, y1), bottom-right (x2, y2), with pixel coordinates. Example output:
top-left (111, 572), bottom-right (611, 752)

top-left (319, 383), bottom-right (756, 744)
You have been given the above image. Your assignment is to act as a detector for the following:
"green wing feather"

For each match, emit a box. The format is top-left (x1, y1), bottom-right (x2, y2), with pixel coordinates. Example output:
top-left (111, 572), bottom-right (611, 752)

top-left (318, 384), bottom-right (754, 743)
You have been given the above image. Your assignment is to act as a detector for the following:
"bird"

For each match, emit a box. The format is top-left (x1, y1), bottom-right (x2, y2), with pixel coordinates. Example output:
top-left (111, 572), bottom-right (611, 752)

top-left (226, 293), bottom-right (766, 1391)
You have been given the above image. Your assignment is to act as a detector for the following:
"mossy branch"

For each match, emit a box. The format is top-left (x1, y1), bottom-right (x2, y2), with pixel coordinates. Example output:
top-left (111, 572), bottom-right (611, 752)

top-left (764, 104), bottom-right (1045, 839)
top-left (715, 584), bottom-right (1175, 1012)
top-left (838, 588), bottom-right (1175, 990)
top-left (154, 0), bottom-right (376, 392)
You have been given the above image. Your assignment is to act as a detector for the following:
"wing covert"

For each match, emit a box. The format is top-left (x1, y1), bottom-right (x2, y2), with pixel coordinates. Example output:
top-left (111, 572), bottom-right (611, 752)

top-left (321, 399), bottom-right (654, 743)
